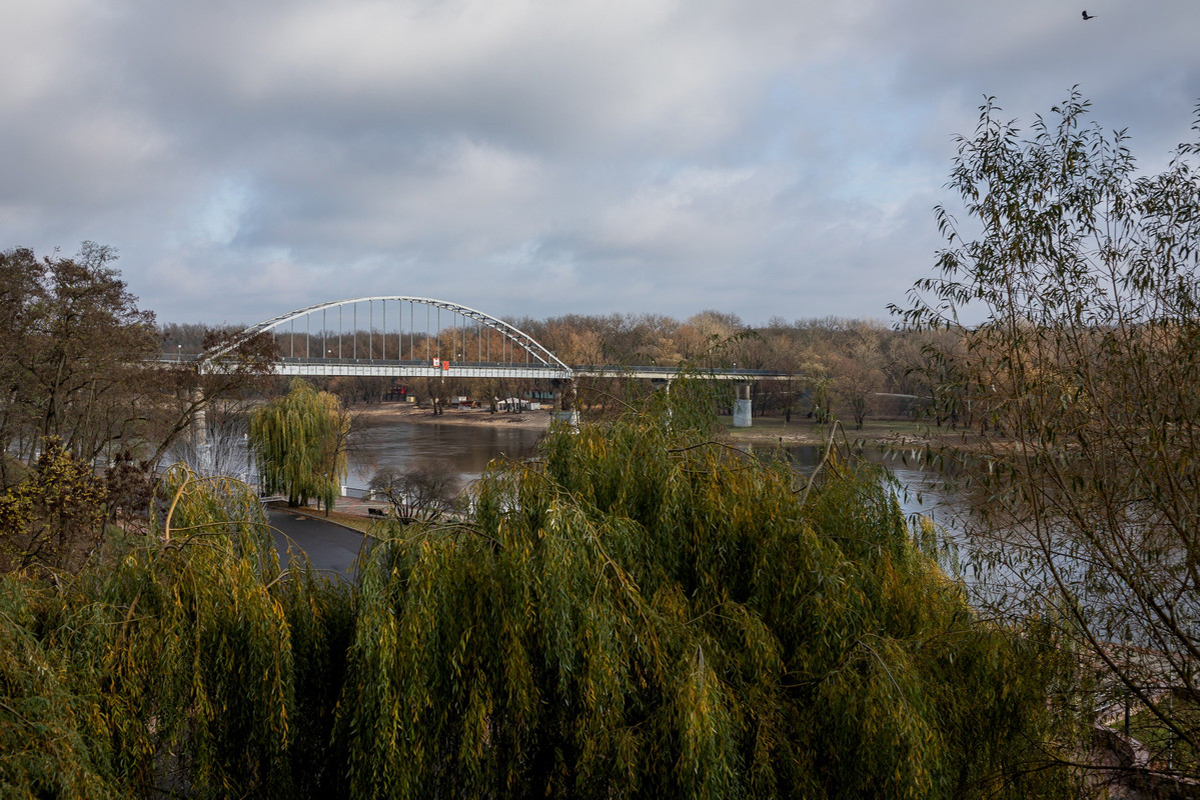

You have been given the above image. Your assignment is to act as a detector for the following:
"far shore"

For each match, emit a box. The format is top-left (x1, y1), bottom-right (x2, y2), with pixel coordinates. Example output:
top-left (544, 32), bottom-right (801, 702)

top-left (717, 416), bottom-right (1002, 450)
top-left (346, 402), bottom-right (1000, 451)
top-left (349, 403), bottom-right (552, 430)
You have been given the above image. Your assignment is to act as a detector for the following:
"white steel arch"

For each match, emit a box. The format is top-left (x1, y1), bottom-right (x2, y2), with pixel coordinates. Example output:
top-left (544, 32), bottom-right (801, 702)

top-left (201, 296), bottom-right (572, 373)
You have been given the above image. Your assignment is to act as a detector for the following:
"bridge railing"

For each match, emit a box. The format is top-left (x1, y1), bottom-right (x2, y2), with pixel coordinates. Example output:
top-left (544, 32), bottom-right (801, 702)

top-left (157, 352), bottom-right (794, 380)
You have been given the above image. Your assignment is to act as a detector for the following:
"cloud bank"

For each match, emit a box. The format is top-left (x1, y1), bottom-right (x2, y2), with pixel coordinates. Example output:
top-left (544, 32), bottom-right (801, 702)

top-left (2, 0), bottom-right (1198, 325)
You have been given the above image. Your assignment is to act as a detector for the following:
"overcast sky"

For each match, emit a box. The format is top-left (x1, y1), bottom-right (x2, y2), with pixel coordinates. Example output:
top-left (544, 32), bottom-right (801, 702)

top-left (2, 1), bottom-right (1198, 327)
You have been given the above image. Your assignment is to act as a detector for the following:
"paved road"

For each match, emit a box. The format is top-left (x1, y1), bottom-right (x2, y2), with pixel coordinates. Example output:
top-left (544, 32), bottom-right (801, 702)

top-left (268, 509), bottom-right (368, 579)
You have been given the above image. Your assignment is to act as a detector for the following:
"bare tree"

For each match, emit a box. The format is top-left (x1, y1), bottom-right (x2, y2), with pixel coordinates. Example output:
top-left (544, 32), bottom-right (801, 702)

top-left (0, 244), bottom-right (159, 465)
top-left (368, 460), bottom-right (462, 522)
top-left (145, 327), bottom-right (278, 469)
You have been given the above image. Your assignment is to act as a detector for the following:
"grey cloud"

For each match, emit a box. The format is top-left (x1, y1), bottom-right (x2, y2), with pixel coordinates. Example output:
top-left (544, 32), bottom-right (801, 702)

top-left (1, 0), bottom-right (1198, 326)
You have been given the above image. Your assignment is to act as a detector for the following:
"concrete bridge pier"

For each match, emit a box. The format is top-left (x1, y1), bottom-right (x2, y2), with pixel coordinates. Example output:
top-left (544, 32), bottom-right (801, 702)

top-left (650, 377), bottom-right (673, 423)
top-left (190, 388), bottom-right (213, 475)
top-left (733, 383), bottom-right (753, 428)
top-left (551, 379), bottom-right (579, 427)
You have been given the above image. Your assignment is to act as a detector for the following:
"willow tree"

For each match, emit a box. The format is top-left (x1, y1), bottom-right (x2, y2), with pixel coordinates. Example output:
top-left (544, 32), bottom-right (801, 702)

top-left (0, 464), bottom-right (356, 798)
top-left (335, 386), bottom-right (1080, 799)
top-left (251, 379), bottom-right (350, 509)
top-left (894, 92), bottom-right (1200, 784)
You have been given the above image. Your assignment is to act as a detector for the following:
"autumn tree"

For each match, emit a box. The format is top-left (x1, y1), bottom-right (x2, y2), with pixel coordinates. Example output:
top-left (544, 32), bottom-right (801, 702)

top-left (674, 310), bottom-right (744, 363)
top-left (147, 326), bottom-right (279, 470)
top-left (0, 244), bottom-right (159, 470)
top-left (826, 322), bottom-right (887, 428)
top-left (0, 438), bottom-right (106, 573)
top-left (829, 353), bottom-right (884, 428)
top-left (895, 91), bottom-right (1200, 786)
top-left (251, 379), bottom-right (350, 509)
top-left (0, 246), bottom-right (272, 488)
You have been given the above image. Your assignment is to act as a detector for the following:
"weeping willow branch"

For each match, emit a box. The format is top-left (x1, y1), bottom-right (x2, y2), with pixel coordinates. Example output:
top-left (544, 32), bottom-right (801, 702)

top-left (797, 420), bottom-right (844, 508)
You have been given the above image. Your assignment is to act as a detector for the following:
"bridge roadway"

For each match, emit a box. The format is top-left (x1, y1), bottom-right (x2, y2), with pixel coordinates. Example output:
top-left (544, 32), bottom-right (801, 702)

top-left (162, 354), bottom-right (795, 382)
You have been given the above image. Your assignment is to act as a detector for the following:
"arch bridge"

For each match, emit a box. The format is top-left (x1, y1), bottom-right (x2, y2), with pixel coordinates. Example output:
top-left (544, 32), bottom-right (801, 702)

top-left (170, 296), bottom-right (789, 383)
top-left (198, 296), bottom-right (574, 380)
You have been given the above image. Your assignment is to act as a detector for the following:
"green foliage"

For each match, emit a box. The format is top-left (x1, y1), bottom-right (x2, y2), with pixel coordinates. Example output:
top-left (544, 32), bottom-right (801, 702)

top-left (337, 404), bottom-right (1079, 799)
top-left (0, 437), bottom-right (106, 573)
top-left (0, 577), bottom-right (117, 798)
top-left (251, 378), bottom-right (350, 509)
top-left (0, 396), bottom-right (1082, 798)
top-left (0, 465), bottom-right (356, 798)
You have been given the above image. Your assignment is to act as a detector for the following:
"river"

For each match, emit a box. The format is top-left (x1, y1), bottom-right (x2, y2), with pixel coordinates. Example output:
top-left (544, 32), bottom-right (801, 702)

top-left (347, 418), bottom-right (968, 535)
top-left (346, 417), bottom-right (546, 489)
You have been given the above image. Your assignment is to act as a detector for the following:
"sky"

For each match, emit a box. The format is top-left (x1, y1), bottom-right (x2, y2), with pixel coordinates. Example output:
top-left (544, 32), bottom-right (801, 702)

top-left (2, 1), bottom-right (1198, 328)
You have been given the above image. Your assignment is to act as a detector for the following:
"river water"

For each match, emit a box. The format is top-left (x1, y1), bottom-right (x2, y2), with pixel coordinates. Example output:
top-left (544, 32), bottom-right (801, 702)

top-left (346, 419), bottom-right (968, 535)
top-left (346, 417), bottom-right (545, 489)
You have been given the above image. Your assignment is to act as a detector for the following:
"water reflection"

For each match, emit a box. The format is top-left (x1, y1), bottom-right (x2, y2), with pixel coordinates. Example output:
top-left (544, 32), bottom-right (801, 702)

top-left (730, 441), bottom-right (970, 539)
top-left (346, 418), bottom-right (544, 488)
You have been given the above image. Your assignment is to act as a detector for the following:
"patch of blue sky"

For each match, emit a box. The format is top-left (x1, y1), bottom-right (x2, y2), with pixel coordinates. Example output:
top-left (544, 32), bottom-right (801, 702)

top-left (190, 176), bottom-right (255, 246)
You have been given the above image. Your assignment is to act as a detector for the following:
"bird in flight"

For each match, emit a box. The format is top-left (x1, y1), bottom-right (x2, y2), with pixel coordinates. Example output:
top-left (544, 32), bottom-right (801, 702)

top-left (1082, 10), bottom-right (1097, 20)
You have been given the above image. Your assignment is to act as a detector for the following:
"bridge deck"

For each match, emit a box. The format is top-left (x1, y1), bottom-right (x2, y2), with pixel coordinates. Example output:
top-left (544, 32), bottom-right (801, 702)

top-left (159, 355), bottom-right (794, 381)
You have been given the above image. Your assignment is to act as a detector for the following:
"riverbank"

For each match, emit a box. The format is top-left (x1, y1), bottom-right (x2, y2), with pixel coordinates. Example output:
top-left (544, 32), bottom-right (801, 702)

top-left (720, 417), bottom-right (917, 447)
top-left (722, 417), bottom-right (1018, 454)
top-left (349, 403), bottom-right (552, 430)
top-left (720, 417), bottom-right (977, 448)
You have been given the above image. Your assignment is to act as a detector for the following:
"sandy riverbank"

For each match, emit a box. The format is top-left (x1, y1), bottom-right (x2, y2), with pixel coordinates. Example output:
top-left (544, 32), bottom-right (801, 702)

top-left (348, 403), bottom-right (552, 430)
top-left (720, 417), bottom-right (1012, 452)
top-left (720, 418), bottom-right (935, 448)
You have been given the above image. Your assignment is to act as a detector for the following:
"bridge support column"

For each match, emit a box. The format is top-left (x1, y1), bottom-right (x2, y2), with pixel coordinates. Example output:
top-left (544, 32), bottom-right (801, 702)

top-left (551, 379), bottom-right (579, 428)
top-left (650, 377), bottom-right (673, 424)
top-left (733, 383), bottom-right (753, 428)
top-left (191, 388), bottom-right (212, 474)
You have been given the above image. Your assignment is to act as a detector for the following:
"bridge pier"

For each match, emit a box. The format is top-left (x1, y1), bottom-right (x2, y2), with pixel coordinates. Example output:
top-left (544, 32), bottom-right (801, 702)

top-left (650, 377), bottom-right (673, 424)
top-left (551, 379), bottom-right (579, 428)
top-left (733, 383), bottom-right (753, 428)
top-left (191, 388), bottom-right (213, 474)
